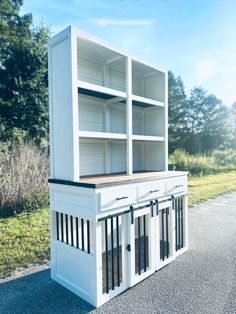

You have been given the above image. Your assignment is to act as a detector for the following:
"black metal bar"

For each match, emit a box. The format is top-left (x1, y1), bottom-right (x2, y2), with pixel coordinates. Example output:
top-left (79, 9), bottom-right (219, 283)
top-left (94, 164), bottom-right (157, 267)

top-left (143, 215), bottom-right (147, 272)
top-left (161, 209), bottom-right (165, 261)
top-left (81, 218), bottom-right (84, 251)
top-left (151, 201), bottom-right (154, 217)
top-left (76, 217), bottom-right (79, 249)
top-left (97, 195), bottom-right (188, 223)
top-left (111, 217), bottom-right (114, 290)
top-left (116, 216), bottom-right (120, 287)
top-left (105, 219), bottom-right (109, 293)
top-left (56, 212), bottom-right (59, 240)
top-left (175, 199), bottom-right (178, 251)
top-left (138, 216), bottom-right (141, 275)
top-left (87, 220), bottom-right (90, 254)
top-left (181, 197), bottom-right (184, 248)
top-left (131, 206), bottom-right (134, 224)
top-left (156, 199), bottom-right (159, 215)
top-left (70, 216), bottom-right (74, 247)
top-left (166, 208), bottom-right (169, 258)
top-left (65, 214), bottom-right (69, 244)
top-left (178, 198), bottom-right (181, 250)
top-left (61, 213), bottom-right (64, 242)
top-left (98, 208), bottom-right (130, 222)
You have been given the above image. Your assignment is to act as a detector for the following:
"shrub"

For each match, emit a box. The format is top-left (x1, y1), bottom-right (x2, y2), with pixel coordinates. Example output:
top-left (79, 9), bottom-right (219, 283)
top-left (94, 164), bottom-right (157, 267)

top-left (0, 143), bottom-right (49, 217)
top-left (169, 149), bottom-right (236, 175)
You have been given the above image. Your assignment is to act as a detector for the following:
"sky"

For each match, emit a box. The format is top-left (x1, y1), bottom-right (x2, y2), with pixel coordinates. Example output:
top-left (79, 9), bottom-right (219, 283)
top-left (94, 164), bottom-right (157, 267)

top-left (22, 0), bottom-right (236, 106)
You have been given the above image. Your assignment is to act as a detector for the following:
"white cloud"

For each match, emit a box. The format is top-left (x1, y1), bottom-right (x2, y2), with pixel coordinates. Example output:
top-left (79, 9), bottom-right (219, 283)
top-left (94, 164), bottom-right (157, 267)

top-left (194, 58), bottom-right (217, 81)
top-left (91, 19), bottom-right (155, 27)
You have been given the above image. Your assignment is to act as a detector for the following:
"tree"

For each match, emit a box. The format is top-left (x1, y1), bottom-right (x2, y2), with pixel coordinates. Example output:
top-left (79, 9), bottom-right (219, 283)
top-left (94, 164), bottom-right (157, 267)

top-left (184, 87), bottom-right (231, 153)
top-left (0, 0), bottom-right (50, 145)
top-left (168, 71), bottom-right (188, 153)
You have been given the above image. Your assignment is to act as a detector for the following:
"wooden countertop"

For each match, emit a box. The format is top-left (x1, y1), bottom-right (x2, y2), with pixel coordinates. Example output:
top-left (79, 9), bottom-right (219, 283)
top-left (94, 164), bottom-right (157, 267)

top-left (49, 171), bottom-right (188, 188)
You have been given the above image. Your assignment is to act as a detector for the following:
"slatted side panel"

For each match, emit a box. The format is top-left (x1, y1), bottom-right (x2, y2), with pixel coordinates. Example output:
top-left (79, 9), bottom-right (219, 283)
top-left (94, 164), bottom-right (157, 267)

top-left (175, 197), bottom-right (184, 251)
top-left (159, 207), bottom-right (170, 261)
top-left (102, 216), bottom-right (122, 294)
top-left (135, 214), bottom-right (149, 275)
top-left (55, 212), bottom-right (92, 254)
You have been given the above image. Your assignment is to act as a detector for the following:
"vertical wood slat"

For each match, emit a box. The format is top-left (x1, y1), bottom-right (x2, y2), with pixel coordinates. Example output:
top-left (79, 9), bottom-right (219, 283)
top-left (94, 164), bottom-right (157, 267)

top-left (178, 197), bottom-right (181, 249)
top-left (181, 197), bottom-right (184, 248)
top-left (105, 219), bottom-right (109, 294)
top-left (138, 216), bottom-right (141, 275)
top-left (161, 209), bottom-right (165, 261)
top-left (61, 213), bottom-right (64, 242)
top-left (65, 214), bottom-right (69, 244)
top-left (76, 217), bottom-right (79, 249)
top-left (55, 212), bottom-right (91, 254)
top-left (175, 199), bottom-right (178, 251)
top-left (70, 215), bottom-right (74, 247)
top-left (166, 208), bottom-right (169, 258)
top-left (56, 212), bottom-right (59, 240)
top-left (116, 216), bottom-right (120, 287)
top-left (81, 218), bottom-right (84, 251)
top-left (143, 215), bottom-right (147, 272)
top-left (111, 217), bottom-right (115, 290)
top-left (87, 220), bottom-right (90, 254)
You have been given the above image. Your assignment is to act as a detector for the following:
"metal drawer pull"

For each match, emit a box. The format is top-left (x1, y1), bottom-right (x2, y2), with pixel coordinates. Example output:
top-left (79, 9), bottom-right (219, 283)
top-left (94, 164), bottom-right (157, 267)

top-left (149, 189), bottom-right (160, 194)
top-left (175, 184), bottom-right (183, 188)
top-left (116, 196), bottom-right (128, 201)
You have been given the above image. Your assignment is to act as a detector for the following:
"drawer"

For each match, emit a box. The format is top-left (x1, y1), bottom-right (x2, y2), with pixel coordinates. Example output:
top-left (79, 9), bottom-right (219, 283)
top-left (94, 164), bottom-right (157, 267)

top-left (99, 186), bottom-right (137, 211)
top-left (165, 176), bottom-right (187, 196)
top-left (137, 180), bottom-right (165, 202)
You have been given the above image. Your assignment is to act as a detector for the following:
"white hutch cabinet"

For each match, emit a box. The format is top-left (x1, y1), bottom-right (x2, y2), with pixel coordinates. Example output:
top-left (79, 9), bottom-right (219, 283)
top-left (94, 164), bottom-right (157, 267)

top-left (48, 26), bottom-right (188, 307)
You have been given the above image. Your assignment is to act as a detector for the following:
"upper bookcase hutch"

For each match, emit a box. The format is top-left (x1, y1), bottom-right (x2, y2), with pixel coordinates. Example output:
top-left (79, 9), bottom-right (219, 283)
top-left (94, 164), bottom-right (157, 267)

top-left (48, 26), bottom-right (168, 180)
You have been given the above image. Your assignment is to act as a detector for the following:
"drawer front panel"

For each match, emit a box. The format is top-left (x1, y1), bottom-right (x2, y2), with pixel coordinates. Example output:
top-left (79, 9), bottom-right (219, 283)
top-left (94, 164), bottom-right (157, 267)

top-left (165, 176), bottom-right (187, 196)
top-left (99, 186), bottom-right (137, 211)
top-left (137, 180), bottom-right (165, 202)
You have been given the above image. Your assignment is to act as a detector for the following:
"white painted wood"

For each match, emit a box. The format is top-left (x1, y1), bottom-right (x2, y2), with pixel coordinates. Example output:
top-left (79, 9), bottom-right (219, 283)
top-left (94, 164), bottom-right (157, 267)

top-left (49, 25), bottom-right (188, 308)
top-left (78, 80), bottom-right (126, 98)
top-left (79, 131), bottom-right (126, 139)
top-left (126, 57), bottom-right (133, 175)
top-left (132, 95), bottom-right (164, 107)
top-left (137, 180), bottom-right (165, 202)
top-left (132, 135), bottom-right (164, 142)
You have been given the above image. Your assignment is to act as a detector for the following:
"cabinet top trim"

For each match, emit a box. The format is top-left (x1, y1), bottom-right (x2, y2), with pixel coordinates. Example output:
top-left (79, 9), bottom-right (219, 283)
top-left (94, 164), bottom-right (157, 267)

top-left (48, 171), bottom-right (188, 189)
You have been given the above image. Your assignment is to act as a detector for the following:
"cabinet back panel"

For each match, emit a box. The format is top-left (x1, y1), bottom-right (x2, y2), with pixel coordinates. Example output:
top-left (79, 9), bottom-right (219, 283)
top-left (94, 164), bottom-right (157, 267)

top-left (133, 142), bottom-right (164, 172)
top-left (80, 140), bottom-right (126, 176)
top-left (80, 142), bottom-right (105, 176)
top-left (110, 104), bottom-right (126, 134)
top-left (78, 57), bottom-right (104, 86)
top-left (133, 106), bottom-right (144, 135)
top-left (79, 95), bottom-right (105, 132)
top-left (110, 142), bottom-right (126, 173)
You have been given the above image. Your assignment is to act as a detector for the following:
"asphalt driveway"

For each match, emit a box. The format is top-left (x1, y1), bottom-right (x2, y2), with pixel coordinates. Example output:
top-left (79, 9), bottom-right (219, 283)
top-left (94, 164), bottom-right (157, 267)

top-left (1, 191), bottom-right (236, 314)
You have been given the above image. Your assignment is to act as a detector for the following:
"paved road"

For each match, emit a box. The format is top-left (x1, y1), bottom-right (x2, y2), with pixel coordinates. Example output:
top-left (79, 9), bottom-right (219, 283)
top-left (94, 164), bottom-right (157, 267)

top-left (1, 192), bottom-right (236, 314)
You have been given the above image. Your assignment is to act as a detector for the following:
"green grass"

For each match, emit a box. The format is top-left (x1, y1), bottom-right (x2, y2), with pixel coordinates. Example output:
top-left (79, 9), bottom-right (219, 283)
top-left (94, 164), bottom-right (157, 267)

top-left (0, 207), bottom-right (50, 279)
top-left (1, 171), bottom-right (236, 279)
top-left (188, 171), bottom-right (236, 206)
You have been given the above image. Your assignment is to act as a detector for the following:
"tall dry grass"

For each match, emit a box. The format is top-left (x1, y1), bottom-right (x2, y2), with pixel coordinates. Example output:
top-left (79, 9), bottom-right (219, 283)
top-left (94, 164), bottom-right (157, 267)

top-left (0, 143), bottom-right (49, 217)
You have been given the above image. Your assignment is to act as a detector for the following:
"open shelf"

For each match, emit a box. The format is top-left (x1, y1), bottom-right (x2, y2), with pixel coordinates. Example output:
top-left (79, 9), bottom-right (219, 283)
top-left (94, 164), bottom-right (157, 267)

top-left (132, 95), bottom-right (164, 108)
top-left (132, 104), bottom-right (164, 137)
top-left (132, 60), bottom-right (165, 102)
top-left (79, 131), bottom-right (126, 140)
top-left (78, 94), bottom-right (126, 134)
top-left (78, 81), bottom-right (126, 99)
top-left (133, 141), bottom-right (165, 172)
top-left (79, 138), bottom-right (127, 176)
top-left (77, 38), bottom-right (126, 93)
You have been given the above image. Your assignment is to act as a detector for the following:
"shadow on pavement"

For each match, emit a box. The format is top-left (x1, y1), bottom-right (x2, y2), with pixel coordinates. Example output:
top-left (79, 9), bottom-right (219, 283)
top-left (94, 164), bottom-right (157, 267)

top-left (0, 268), bottom-right (95, 314)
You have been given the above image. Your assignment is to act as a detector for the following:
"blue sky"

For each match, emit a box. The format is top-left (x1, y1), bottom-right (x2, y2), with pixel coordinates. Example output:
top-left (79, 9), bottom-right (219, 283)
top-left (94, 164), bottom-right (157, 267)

top-left (22, 0), bottom-right (236, 106)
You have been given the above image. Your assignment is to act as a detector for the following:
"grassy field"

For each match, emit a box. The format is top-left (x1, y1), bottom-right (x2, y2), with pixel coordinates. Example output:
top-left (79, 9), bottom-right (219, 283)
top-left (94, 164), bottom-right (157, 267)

top-left (1, 171), bottom-right (236, 279)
